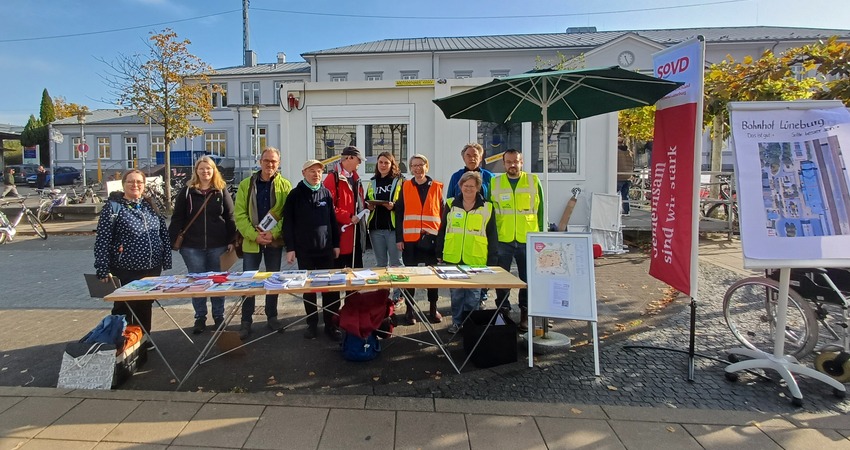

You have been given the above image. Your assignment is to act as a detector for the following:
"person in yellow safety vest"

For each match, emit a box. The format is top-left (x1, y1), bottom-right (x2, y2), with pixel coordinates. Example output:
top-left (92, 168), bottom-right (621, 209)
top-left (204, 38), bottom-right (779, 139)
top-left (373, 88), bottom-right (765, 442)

top-left (365, 151), bottom-right (405, 305)
top-left (436, 171), bottom-right (498, 334)
top-left (395, 154), bottom-right (445, 325)
top-left (489, 149), bottom-right (544, 333)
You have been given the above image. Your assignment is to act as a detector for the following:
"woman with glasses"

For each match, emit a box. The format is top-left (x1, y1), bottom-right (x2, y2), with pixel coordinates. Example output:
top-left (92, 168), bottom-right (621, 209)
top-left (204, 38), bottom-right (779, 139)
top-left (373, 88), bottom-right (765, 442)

top-left (93, 169), bottom-right (171, 345)
top-left (395, 154), bottom-right (444, 325)
top-left (168, 156), bottom-right (236, 334)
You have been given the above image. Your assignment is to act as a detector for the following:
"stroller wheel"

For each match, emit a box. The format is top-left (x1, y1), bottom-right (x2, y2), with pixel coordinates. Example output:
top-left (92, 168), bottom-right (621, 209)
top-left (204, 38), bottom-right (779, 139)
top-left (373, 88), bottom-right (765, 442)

top-left (814, 351), bottom-right (850, 383)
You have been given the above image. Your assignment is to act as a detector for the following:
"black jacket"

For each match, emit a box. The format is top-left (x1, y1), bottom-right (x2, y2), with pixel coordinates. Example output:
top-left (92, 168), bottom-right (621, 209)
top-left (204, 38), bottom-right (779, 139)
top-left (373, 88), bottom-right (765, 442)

top-left (282, 181), bottom-right (340, 258)
top-left (168, 186), bottom-right (236, 249)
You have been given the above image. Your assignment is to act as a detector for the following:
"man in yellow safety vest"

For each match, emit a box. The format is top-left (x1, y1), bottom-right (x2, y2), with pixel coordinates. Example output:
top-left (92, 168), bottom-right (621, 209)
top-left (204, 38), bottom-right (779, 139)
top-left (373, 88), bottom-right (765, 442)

top-left (489, 149), bottom-right (544, 333)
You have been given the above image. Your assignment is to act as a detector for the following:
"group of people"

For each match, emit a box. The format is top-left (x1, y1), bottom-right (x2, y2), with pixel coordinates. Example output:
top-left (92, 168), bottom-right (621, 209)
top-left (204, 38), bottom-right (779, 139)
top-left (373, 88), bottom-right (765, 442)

top-left (93, 141), bottom-right (543, 349)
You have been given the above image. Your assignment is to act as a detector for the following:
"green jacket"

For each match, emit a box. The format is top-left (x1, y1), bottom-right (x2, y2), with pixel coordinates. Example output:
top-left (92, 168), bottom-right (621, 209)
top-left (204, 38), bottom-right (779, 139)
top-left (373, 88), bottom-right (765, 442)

top-left (234, 172), bottom-right (292, 254)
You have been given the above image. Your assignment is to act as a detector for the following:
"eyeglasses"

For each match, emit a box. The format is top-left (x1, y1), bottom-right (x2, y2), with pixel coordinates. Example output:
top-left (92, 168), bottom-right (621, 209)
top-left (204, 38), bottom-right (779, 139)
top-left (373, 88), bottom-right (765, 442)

top-left (125, 180), bottom-right (145, 185)
top-left (410, 163), bottom-right (425, 168)
top-left (261, 159), bottom-right (280, 165)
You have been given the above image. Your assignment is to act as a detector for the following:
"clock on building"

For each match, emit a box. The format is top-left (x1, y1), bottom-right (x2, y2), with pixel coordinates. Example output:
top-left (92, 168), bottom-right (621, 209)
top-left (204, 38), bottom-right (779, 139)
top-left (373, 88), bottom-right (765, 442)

top-left (618, 50), bottom-right (635, 68)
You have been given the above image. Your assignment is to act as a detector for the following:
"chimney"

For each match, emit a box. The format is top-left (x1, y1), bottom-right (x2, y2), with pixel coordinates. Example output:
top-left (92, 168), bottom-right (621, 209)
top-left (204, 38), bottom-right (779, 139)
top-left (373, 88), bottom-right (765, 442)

top-left (245, 50), bottom-right (257, 67)
top-left (277, 52), bottom-right (286, 64)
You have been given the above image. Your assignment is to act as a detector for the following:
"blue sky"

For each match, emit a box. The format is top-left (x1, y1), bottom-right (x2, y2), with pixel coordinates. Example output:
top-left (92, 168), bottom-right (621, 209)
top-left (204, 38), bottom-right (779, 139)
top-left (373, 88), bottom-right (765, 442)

top-left (1, 0), bottom-right (848, 126)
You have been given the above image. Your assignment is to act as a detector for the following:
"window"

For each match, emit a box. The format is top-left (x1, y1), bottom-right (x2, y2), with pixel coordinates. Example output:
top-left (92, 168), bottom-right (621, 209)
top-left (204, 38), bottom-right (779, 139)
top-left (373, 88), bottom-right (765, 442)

top-left (314, 125), bottom-right (356, 163)
top-left (205, 132), bottom-right (227, 156)
top-left (151, 136), bottom-right (165, 154)
top-left (329, 72), bottom-right (348, 82)
top-left (365, 124), bottom-right (409, 172)
top-left (365, 71), bottom-right (383, 81)
top-left (211, 83), bottom-right (227, 108)
top-left (477, 122), bottom-right (522, 173)
top-left (72, 137), bottom-right (83, 159)
top-left (790, 63), bottom-right (806, 81)
top-left (124, 137), bottom-right (138, 169)
top-left (530, 120), bottom-right (577, 173)
top-left (454, 70), bottom-right (473, 79)
top-left (274, 81), bottom-right (284, 105)
top-left (241, 81), bottom-right (260, 105)
top-left (249, 126), bottom-right (267, 158)
top-left (400, 71), bottom-right (419, 80)
top-left (97, 137), bottom-right (111, 159)
top-left (490, 70), bottom-right (510, 78)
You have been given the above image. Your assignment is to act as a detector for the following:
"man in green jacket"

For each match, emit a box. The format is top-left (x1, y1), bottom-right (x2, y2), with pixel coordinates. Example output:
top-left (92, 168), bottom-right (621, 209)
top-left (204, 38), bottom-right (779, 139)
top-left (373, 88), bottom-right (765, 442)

top-left (234, 147), bottom-right (292, 340)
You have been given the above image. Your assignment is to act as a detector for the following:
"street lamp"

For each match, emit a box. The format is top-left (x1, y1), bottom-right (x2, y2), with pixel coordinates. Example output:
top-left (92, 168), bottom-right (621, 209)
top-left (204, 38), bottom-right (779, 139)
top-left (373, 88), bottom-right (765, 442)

top-left (77, 112), bottom-right (89, 187)
top-left (251, 104), bottom-right (260, 166)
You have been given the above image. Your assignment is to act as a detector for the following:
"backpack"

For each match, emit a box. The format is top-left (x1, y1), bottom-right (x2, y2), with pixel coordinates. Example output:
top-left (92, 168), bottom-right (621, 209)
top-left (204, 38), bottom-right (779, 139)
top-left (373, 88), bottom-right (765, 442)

top-left (341, 332), bottom-right (381, 362)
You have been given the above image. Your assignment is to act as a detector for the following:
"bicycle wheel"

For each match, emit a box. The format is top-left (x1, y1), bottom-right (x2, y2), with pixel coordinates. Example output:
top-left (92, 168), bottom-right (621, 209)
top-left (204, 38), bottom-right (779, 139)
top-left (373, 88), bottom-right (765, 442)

top-left (25, 210), bottom-right (48, 240)
top-left (723, 277), bottom-right (818, 359)
top-left (37, 201), bottom-right (52, 222)
top-left (706, 202), bottom-right (729, 219)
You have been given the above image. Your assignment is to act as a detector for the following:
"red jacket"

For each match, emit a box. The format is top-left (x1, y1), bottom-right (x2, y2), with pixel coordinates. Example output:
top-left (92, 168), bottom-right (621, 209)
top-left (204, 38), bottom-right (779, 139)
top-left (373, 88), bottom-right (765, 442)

top-left (323, 164), bottom-right (364, 255)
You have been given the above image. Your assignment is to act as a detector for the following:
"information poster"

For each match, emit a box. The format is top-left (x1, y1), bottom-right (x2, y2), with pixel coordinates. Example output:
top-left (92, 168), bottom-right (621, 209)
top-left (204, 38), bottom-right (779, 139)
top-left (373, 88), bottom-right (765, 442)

top-left (526, 232), bottom-right (597, 321)
top-left (729, 101), bottom-right (850, 267)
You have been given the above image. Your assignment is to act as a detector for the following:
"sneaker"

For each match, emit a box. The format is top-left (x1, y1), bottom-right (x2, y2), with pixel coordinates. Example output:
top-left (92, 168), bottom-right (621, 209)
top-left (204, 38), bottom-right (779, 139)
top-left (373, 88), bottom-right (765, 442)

top-left (192, 318), bottom-right (206, 335)
top-left (447, 323), bottom-right (461, 334)
top-left (267, 317), bottom-right (283, 332)
top-left (324, 325), bottom-right (342, 342)
top-left (238, 321), bottom-right (252, 341)
top-left (303, 325), bottom-right (318, 340)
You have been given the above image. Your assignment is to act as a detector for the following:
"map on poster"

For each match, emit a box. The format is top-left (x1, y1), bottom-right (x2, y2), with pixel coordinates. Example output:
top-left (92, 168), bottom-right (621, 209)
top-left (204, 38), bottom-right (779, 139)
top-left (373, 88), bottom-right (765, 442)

top-left (526, 233), bottom-right (596, 321)
top-left (729, 101), bottom-right (850, 266)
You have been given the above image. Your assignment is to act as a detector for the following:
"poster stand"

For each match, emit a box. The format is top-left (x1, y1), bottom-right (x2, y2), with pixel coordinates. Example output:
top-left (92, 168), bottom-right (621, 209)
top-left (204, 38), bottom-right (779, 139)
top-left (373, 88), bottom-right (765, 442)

top-left (726, 100), bottom-right (850, 405)
top-left (526, 232), bottom-right (599, 375)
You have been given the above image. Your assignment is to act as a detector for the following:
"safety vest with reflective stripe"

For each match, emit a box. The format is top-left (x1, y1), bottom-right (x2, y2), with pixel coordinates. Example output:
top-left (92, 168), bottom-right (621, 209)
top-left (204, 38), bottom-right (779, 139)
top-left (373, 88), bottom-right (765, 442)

top-left (401, 179), bottom-right (443, 242)
top-left (443, 199), bottom-right (493, 266)
top-left (366, 176), bottom-right (402, 228)
top-left (490, 172), bottom-right (540, 244)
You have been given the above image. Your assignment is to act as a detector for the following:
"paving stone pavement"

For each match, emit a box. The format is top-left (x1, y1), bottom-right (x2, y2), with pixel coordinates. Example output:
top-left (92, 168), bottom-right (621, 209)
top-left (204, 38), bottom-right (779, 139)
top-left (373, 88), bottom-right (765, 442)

top-left (0, 225), bottom-right (848, 420)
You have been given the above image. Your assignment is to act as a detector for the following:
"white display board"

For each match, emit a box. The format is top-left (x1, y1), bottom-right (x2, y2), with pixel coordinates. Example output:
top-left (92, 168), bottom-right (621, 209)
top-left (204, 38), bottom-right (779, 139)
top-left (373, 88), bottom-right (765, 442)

top-left (729, 101), bottom-right (850, 269)
top-left (526, 232), bottom-right (597, 321)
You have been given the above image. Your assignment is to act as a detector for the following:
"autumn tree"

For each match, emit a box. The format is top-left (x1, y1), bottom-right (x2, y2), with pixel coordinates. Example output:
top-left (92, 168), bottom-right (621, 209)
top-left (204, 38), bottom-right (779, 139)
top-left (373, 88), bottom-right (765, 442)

top-left (783, 36), bottom-right (850, 103)
top-left (100, 28), bottom-right (218, 212)
top-left (52, 96), bottom-right (90, 120)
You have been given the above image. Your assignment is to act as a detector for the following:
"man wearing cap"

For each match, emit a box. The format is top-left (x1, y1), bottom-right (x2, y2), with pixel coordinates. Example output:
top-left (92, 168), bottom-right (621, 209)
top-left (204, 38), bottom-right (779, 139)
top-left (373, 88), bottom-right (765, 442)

top-left (283, 160), bottom-right (341, 340)
top-left (324, 145), bottom-right (366, 269)
top-left (234, 147), bottom-right (292, 340)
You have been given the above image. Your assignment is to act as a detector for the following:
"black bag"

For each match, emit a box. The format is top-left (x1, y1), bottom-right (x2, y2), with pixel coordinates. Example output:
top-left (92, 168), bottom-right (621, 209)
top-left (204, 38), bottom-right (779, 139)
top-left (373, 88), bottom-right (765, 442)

top-left (462, 309), bottom-right (518, 368)
top-left (415, 233), bottom-right (437, 252)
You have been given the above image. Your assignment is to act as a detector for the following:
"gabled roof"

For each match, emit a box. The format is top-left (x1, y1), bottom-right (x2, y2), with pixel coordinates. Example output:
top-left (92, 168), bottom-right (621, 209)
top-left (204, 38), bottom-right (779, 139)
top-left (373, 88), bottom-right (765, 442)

top-left (52, 109), bottom-right (146, 126)
top-left (301, 26), bottom-right (850, 56)
top-left (210, 62), bottom-right (311, 77)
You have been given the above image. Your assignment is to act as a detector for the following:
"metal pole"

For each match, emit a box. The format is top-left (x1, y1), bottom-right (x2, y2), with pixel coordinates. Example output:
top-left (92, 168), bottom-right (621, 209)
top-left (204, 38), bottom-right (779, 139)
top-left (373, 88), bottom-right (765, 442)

top-left (148, 114), bottom-right (153, 176)
top-left (81, 119), bottom-right (87, 187)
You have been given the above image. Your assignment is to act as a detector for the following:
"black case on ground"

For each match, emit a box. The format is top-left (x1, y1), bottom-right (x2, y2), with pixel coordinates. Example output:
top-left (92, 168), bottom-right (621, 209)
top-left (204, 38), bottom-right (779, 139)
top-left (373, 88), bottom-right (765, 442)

top-left (462, 309), bottom-right (518, 368)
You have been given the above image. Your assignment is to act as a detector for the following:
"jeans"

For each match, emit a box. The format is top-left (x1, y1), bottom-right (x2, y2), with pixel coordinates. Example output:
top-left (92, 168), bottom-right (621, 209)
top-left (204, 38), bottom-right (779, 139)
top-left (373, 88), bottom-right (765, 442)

top-left (369, 229), bottom-right (402, 267)
top-left (617, 179), bottom-right (631, 214)
top-left (450, 288), bottom-right (481, 326)
top-left (297, 253), bottom-right (337, 328)
top-left (180, 246), bottom-right (228, 321)
top-left (241, 246), bottom-right (283, 323)
top-left (110, 266), bottom-right (161, 333)
top-left (495, 241), bottom-right (528, 311)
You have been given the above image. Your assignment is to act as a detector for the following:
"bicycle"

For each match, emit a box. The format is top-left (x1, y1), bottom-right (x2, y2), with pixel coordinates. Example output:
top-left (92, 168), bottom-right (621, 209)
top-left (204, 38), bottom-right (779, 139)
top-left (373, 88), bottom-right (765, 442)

top-left (0, 196), bottom-right (48, 244)
top-left (723, 268), bottom-right (850, 382)
top-left (68, 183), bottom-right (103, 204)
top-left (35, 188), bottom-right (68, 222)
top-left (700, 174), bottom-right (738, 223)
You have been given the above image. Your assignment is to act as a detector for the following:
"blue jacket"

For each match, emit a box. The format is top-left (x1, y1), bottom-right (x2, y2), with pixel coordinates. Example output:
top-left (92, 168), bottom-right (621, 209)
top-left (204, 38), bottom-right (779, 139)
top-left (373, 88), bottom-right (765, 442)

top-left (446, 167), bottom-right (494, 200)
top-left (94, 192), bottom-right (172, 279)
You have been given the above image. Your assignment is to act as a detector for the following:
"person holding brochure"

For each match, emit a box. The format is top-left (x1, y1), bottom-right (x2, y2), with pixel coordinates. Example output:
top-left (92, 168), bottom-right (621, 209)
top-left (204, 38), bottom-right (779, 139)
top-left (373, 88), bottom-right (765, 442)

top-left (437, 171), bottom-right (498, 334)
top-left (395, 154), bottom-right (444, 325)
top-left (283, 160), bottom-right (341, 340)
top-left (168, 156), bottom-right (236, 335)
top-left (93, 169), bottom-right (171, 344)
top-left (234, 147), bottom-right (292, 340)
top-left (489, 149), bottom-right (544, 333)
top-left (365, 151), bottom-right (404, 300)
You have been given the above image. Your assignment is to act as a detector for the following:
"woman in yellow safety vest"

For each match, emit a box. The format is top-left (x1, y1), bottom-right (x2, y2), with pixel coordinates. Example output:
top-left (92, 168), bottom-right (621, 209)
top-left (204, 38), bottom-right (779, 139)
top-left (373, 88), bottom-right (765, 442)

top-left (395, 154), bottom-right (445, 325)
top-left (436, 171), bottom-right (497, 334)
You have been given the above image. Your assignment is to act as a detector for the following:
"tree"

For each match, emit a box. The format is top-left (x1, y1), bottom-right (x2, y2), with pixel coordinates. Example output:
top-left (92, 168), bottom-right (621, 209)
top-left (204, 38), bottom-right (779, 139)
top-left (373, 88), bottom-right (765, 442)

top-left (618, 105), bottom-right (656, 155)
top-left (52, 96), bottom-right (90, 120)
top-left (38, 89), bottom-right (55, 164)
top-left (20, 115), bottom-right (43, 148)
top-left (782, 36), bottom-right (850, 103)
top-left (100, 28), bottom-right (218, 212)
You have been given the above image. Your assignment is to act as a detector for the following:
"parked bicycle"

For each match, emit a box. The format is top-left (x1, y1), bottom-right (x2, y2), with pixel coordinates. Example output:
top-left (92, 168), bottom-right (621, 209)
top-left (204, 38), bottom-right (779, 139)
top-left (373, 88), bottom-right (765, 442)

top-left (68, 183), bottom-right (103, 204)
top-left (723, 267), bottom-right (850, 382)
top-left (0, 196), bottom-right (48, 244)
top-left (35, 188), bottom-right (68, 222)
top-left (700, 174), bottom-right (738, 223)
